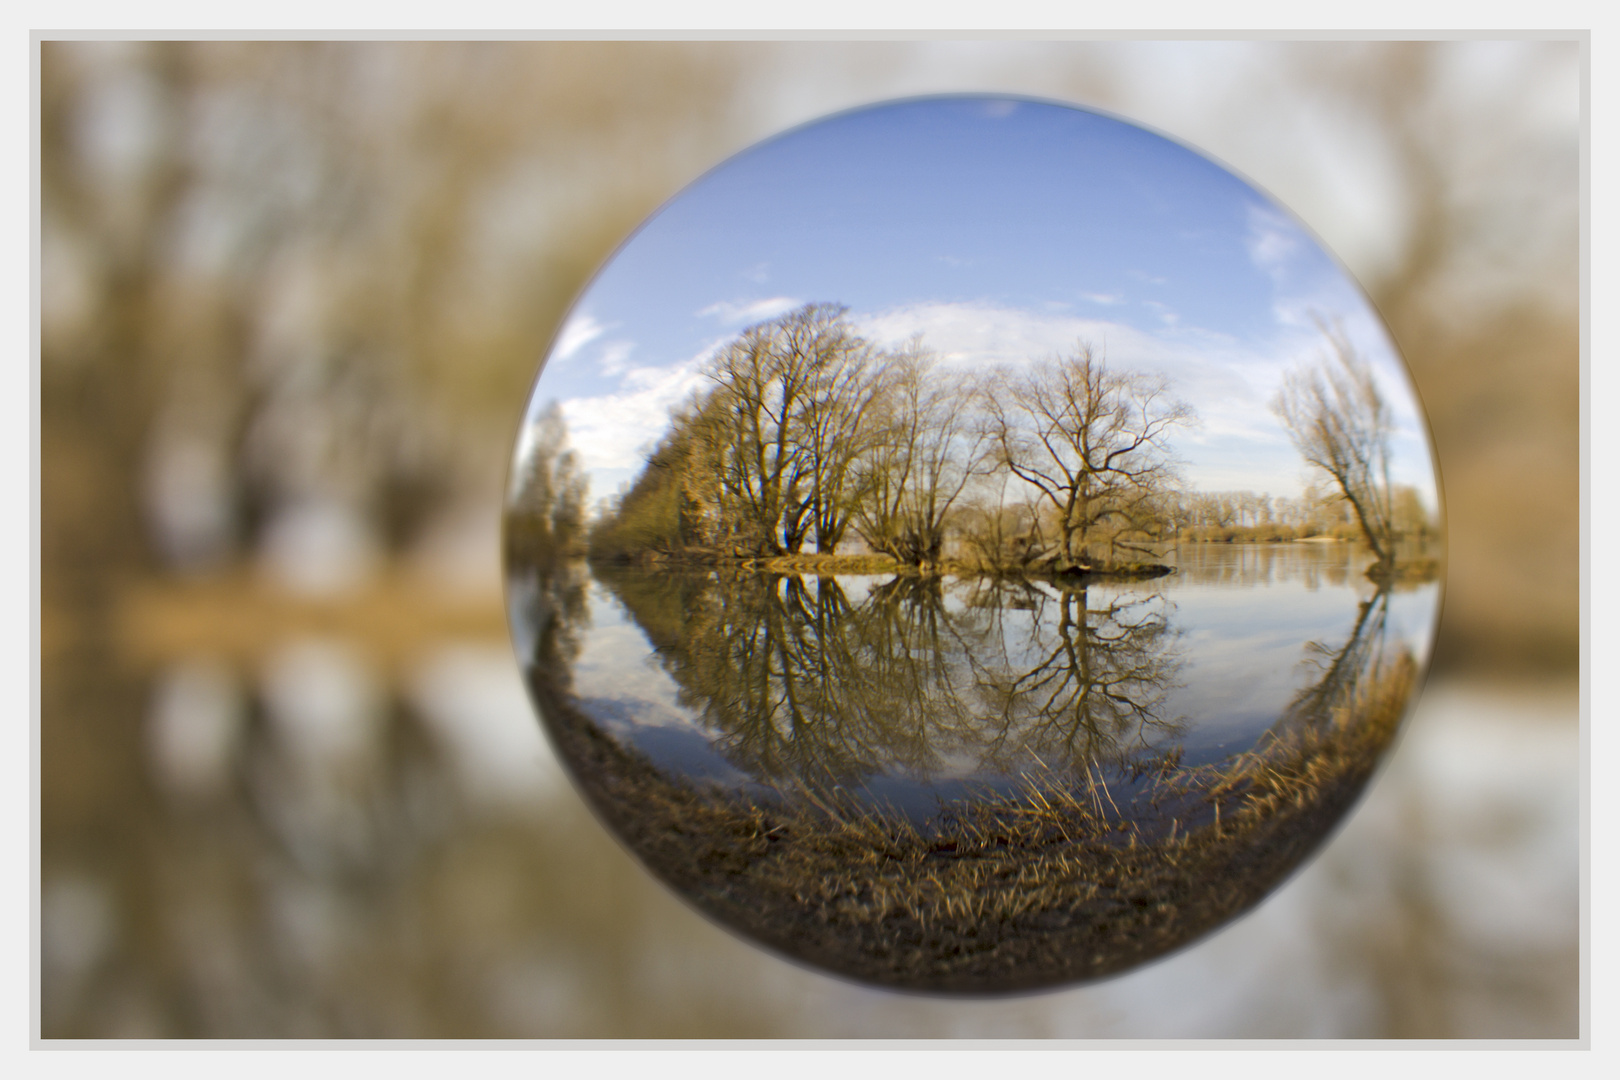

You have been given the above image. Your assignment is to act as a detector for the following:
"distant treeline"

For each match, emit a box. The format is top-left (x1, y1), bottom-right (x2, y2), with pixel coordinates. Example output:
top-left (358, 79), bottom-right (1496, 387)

top-left (1167, 485), bottom-right (1435, 545)
top-left (508, 303), bottom-right (1436, 576)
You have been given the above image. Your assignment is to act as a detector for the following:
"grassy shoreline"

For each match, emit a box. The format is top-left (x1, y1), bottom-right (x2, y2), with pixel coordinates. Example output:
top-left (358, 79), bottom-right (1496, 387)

top-left (530, 650), bottom-right (1414, 993)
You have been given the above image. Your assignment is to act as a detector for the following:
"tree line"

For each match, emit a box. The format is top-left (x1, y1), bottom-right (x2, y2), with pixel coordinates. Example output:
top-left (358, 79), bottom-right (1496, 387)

top-left (1167, 483), bottom-right (1433, 546)
top-left (596, 567), bottom-right (1184, 786)
top-left (506, 399), bottom-right (589, 569)
top-left (588, 302), bottom-right (1197, 574)
top-left (510, 302), bottom-right (1433, 577)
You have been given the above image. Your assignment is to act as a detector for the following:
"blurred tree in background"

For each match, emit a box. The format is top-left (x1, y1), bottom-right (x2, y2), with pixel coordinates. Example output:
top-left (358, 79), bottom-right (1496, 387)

top-left (38, 40), bottom-right (1579, 1039)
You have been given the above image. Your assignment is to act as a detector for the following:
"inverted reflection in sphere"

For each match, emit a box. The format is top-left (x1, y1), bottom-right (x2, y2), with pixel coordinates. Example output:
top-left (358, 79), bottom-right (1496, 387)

top-left (504, 97), bottom-right (1443, 993)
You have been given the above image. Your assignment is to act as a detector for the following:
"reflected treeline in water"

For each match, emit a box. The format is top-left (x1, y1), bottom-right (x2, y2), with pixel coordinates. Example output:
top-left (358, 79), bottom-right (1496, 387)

top-left (507, 562), bottom-right (591, 694)
top-left (520, 563), bottom-right (1419, 992)
top-left (594, 569), bottom-right (1184, 795)
top-left (638, 571), bottom-right (976, 786)
top-left (1277, 589), bottom-right (1395, 742)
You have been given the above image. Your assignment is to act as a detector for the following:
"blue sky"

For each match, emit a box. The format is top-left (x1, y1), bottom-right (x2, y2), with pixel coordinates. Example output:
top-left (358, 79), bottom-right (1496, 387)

top-left (515, 96), bottom-right (1437, 514)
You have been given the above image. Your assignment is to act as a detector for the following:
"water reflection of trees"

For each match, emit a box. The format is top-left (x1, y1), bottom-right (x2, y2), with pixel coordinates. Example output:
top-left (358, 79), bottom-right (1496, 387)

top-left (508, 560), bottom-right (591, 694)
top-left (1271, 586), bottom-right (1396, 746)
top-left (543, 570), bottom-right (1418, 994)
top-left (596, 570), bottom-right (1185, 792)
top-left (961, 579), bottom-right (1186, 774)
top-left (1197, 582), bottom-right (1414, 830)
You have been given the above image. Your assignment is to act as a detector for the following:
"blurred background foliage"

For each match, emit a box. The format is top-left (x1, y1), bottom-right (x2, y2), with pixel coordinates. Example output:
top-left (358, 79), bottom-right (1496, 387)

top-left (39, 40), bottom-right (1579, 1038)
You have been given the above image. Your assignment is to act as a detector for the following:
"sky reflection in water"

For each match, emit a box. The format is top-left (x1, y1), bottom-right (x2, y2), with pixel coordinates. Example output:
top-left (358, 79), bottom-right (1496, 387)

top-left (556, 543), bottom-right (1439, 823)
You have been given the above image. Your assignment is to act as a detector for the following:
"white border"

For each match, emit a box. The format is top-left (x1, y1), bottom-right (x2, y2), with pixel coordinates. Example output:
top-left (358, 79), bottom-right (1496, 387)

top-left (16, 4), bottom-right (1612, 1072)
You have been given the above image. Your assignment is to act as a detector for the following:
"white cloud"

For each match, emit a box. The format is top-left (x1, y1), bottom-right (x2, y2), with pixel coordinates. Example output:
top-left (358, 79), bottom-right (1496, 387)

top-left (552, 311), bottom-right (607, 362)
top-left (853, 299), bottom-right (1315, 494)
top-left (1143, 300), bottom-right (1181, 327)
top-left (855, 299), bottom-right (1248, 387)
top-left (855, 300), bottom-right (1108, 369)
top-left (1081, 291), bottom-right (1125, 305)
top-left (597, 340), bottom-right (635, 376)
top-left (696, 296), bottom-right (802, 325)
top-left (1245, 203), bottom-right (1306, 284)
top-left (558, 356), bottom-right (710, 478)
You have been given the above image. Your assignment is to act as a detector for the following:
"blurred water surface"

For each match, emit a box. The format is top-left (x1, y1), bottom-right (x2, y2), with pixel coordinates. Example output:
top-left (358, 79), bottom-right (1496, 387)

top-left (39, 39), bottom-right (1580, 1038)
top-left (40, 665), bottom-right (1578, 1038)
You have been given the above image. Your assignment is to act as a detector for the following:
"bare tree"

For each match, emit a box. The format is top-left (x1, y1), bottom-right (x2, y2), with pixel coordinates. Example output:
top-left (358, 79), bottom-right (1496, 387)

top-left (853, 342), bottom-right (986, 568)
top-left (701, 314), bottom-right (813, 555)
top-left (1273, 322), bottom-right (1397, 566)
top-left (799, 321), bottom-right (891, 553)
top-left (984, 344), bottom-right (1193, 573)
top-left (700, 303), bottom-right (877, 556)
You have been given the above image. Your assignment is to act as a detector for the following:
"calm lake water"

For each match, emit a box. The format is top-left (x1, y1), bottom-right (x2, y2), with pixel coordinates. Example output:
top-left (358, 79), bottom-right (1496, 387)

top-left (519, 542), bottom-right (1441, 826)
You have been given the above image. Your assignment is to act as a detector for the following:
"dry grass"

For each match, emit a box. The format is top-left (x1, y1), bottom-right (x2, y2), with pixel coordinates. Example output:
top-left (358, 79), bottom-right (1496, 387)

top-left (530, 651), bottom-right (1417, 994)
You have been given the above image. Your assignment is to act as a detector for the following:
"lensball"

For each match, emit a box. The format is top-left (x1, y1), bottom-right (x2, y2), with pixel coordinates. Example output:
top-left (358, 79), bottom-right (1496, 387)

top-left (504, 96), bottom-right (1443, 993)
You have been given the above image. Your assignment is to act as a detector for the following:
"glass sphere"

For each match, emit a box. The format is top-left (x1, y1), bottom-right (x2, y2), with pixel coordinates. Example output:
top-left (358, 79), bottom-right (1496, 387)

top-left (504, 96), bottom-right (1443, 994)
